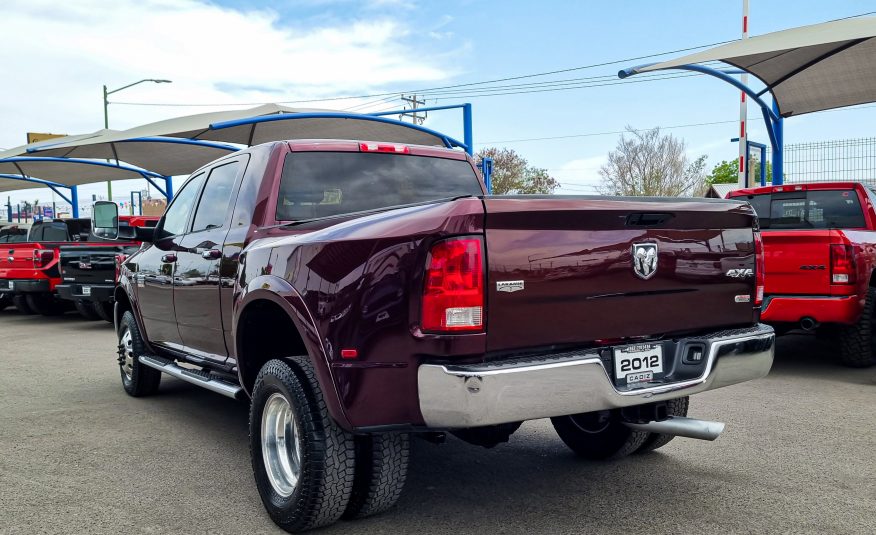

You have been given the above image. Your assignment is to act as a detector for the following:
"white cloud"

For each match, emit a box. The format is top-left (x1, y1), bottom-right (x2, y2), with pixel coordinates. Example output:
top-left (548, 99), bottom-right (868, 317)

top-left (552, 155), bottom-right (606, 194)
top-left (0, 0), bottom-right (457, 205)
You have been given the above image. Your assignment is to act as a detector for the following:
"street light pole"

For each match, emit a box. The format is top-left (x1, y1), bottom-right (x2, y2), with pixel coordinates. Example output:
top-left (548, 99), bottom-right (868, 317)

top-left (102, 78), bottom-right (171, 201)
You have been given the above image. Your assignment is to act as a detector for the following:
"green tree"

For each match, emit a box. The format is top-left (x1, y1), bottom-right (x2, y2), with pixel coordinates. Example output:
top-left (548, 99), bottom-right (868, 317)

top-left (706, 158), bottom-right (773, 186)
top-left (706, 160), bottom-right (739, 185)
top-left (476, 147), bottom-right (560, 195)
top-left (598, 127), bottom-right (707, 196)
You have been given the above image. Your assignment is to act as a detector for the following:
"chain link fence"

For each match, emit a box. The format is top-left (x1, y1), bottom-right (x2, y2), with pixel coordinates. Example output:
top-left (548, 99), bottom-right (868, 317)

top-left (784, 137), bottom-right (876, 185)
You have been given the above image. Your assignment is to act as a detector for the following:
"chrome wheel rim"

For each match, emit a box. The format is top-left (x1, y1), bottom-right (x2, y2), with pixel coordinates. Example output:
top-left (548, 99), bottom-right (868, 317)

top-left (261, 392), bottom-right (302, 498)
top-left (120, 329), bottom-right (134, 381)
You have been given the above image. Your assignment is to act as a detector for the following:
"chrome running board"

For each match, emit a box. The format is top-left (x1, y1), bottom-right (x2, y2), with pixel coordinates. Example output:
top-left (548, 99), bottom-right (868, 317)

top-left (139, 355), bottom-right (244, 400)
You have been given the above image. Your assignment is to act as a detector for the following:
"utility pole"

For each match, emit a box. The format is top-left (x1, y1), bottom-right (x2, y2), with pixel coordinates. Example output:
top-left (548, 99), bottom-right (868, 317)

top-left (737, 0), bottom-right (750, 188)
top-left (102, 78), bottom-right (172, 203)
top-left (399, 94), bottom-right (427, 125)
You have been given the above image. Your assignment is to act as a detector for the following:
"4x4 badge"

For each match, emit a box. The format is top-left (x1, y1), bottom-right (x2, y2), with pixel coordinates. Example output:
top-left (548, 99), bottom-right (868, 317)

top-left (632, 243), bottom-right (658, 280)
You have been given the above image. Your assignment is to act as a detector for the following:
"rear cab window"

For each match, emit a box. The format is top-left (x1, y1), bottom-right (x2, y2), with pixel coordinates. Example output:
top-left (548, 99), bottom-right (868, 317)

top-left (275, 151), bottom-right (483, 221)
top-left (739, 189), bottom-right (865, 230)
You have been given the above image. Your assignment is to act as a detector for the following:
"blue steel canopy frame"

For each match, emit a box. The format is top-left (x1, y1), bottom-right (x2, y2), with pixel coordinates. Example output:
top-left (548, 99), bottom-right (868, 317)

top-left (0, 157), bottom-right (172, 218)
top-left (619, 64), bottom-right (784, 185)
top-left (209, 104), bottom-right (475, 156)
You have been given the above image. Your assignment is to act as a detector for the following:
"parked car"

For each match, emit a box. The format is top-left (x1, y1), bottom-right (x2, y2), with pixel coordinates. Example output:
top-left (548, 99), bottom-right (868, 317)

top-left (55, 216), bottom-right (159, 321)
top-left (0, 218), bottom-right (125, 316)
top-left (98, 139), bottom-right (774, 533)
top-left (0, 223), bottom-right (31, 310)
top-left (728, 182), bottom-right (876, 367)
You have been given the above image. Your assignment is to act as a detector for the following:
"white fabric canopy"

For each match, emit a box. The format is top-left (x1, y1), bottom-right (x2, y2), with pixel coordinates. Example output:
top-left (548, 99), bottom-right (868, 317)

top-left (626, 17), bottom-right (876, 117)
top-left (24, 104), bottom-right (450, 178)
top-left (0, 158), bottom-right (152, 187)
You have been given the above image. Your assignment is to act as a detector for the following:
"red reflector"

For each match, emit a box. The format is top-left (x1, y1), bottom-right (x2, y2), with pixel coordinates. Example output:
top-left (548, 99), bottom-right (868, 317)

top-left (33, 249), bottom-right (53, 268)
top-left (340, 349), bottom-right (358, 359)
top-left (359, 142), bottom-right (410, 154)
top-left (830, 244), bottom-right (856, 285)
top-left (754, 231), bottom-right (765, 305)
top-left (422, 237), bottom-right (484, 332)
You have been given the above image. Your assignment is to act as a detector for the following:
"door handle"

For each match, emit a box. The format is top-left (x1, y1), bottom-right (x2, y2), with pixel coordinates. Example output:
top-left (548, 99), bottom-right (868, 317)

top-left (201, 249), bottom-right (221, 260)
top-left (161, 253), bottom-right (177, 263)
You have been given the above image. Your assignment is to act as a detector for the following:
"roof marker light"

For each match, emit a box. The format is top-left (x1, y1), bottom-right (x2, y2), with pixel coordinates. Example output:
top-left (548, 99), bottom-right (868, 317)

top-left (359, 142), bottom-right (410, 154)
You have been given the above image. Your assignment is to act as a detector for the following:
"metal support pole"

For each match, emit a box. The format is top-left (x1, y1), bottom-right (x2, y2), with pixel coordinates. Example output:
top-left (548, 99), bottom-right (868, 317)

top-left (463, 103), bottom-right (473, 156)
top-left (165, 176), bottom-right (174, 200)
top-left (759, 145), bottom-right (767, 186)
top-left (481, 157), bottom-right (493, 194)
top-left (71, 186), bottom-right (79, 218)
top-left (738, 0), bottom-right (750, 188)
top-left (772, 100), bottom-right (784, 185)
top-left (6, 197), bottom-right (10, 222)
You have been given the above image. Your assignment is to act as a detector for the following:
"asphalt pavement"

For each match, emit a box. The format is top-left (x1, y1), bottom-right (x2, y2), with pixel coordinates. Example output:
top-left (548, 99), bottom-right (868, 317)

top-left (1, 308), bottom-right (874, 534)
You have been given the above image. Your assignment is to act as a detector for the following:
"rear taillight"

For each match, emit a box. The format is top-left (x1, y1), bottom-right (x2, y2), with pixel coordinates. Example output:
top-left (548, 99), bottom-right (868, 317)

top-left (754, 231), bottom-right (765, 305)
top-left (115, 254), bottom-right (128, 283)
top-left (421, 237), bottom-right (484, 332)
top-left (359, 142), bottom-right (410, 154)
top-left (32, 249), bottom-right (53, 268)
top-left (830, 244), bottom-right (856, 284)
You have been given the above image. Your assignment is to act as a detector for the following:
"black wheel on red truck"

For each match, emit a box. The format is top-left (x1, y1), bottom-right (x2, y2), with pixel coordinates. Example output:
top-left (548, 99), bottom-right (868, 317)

top-left (118, 311), bottom-right (162, 396)
top-left (343, 433), bottom-right (410, 520)
top-left (838, 287), bottom-right (876, 368)
top-left (74, 300), bottom-right (100, 320)
top-left (12, 294), bottom-right (35, 314)
top-left (250, 358), bottom-right (356, 533)
top-left (0, 295), bottom-right (10, 310)
top-left (634, 396), bottom-right (689, 454)
top-left (551, 410), bottom-right (648, 460)
top-left (93, 301), bottom-right (114, 323)
top-left (26, 293), bottom-right (66, 316)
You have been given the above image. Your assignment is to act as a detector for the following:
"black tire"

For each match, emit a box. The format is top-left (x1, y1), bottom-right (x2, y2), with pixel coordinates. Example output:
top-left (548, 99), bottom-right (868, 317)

top-left (250, 358), bottom-right (356, 533)
top-left (74, 300), bottom-right (100, 320)
top-left (634, 397), bottom-right (689, 454)
top-left (12, 294), bottom-right (35, 314)
top-left (93, 301), bottom-right (114, 323)
top-left (551, 410), bottom-right (648, 460)
top-left (118, 311), bottom-right (161, 397)
top-left (26, 293), bottom-right (66, 316)
top-left (839, 288), bottom-right (876, 368)
top-left (343, 433), bottom-right (410, 520)
top-left (0, 295), bottom-right (10, 311)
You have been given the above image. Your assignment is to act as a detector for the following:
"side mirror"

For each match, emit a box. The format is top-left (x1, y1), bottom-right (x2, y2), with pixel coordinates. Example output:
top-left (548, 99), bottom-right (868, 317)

top-left (92, 201), bottom-right (119, 240)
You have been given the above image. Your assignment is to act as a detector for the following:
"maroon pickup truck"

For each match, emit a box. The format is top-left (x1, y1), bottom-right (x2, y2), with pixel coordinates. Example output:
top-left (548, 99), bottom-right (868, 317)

top-left (94, 139), bottom-right (774, 532)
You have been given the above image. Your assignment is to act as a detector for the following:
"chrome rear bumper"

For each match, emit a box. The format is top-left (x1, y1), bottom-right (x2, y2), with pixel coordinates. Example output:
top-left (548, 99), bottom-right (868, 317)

top-left (417, 324), bottom-right (774, 428)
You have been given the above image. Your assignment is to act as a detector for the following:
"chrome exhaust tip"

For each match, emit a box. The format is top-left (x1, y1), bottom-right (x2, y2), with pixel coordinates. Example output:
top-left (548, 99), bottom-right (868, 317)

top-left (623, 416), bottom-right (725, 441)
top-left (800, 317), bottom-right (818, 331)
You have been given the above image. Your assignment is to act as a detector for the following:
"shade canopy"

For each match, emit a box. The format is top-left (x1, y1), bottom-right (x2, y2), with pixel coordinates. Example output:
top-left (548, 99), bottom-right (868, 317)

top-left (31, 103), bottom-right (451, 155)
top-left (30, 137), bottom-right (241, 176)
top-left (624, 17), bottom-right (876, 117)
top-left (0, 130), bottom-right (118, 160)
top-left (0, 157), bottom-right (161, 188)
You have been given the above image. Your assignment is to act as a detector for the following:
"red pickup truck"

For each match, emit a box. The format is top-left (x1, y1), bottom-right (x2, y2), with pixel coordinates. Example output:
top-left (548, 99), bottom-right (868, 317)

top-left (0, 217), bottom-right (144, 316)
top-left (96, 139), bottom-right (774, 532)
top-left (728, 182), bottom-right (876, 367)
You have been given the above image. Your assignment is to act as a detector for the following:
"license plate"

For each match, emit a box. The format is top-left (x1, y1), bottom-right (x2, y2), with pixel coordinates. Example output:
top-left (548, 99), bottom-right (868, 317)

top-left (613, 343), bottom-right (664, 384)
top-left (82, 286), bottom-right (91, 296)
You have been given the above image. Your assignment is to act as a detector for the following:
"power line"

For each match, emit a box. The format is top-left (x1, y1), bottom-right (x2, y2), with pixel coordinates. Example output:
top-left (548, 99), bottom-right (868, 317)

top-left (478, 103), bottom-right (876, 145)
top-left (109, 40), bottom-right (738, 108)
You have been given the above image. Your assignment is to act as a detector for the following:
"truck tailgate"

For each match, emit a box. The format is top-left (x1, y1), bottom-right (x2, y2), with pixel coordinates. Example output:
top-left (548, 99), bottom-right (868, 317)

top-left (760, 230), bottom-right (839, 295)
top-left (483, 197), bottom-right (757, 352)
top-left (59, 245), bottom-right (134, 285)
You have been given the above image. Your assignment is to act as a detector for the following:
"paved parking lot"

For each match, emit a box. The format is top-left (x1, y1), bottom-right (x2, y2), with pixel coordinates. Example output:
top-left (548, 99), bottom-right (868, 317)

top-left (1, 308), bottom-right (874, 534)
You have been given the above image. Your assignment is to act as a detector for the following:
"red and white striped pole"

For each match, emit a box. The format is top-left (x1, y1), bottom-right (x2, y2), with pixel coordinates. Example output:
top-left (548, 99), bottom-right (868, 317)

top-left (738, 0), bottom-right (749, 188)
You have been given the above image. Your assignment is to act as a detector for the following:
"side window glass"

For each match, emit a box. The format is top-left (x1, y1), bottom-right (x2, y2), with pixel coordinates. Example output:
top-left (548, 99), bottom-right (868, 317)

top-left (192, 161), bottom-right (240, 232)
top-left (161, 173), bottom-right (206, 237)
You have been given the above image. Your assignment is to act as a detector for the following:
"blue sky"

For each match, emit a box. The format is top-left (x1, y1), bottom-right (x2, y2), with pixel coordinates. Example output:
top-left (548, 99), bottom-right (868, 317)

top-left (2, 0), bottom-right (875, 208)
